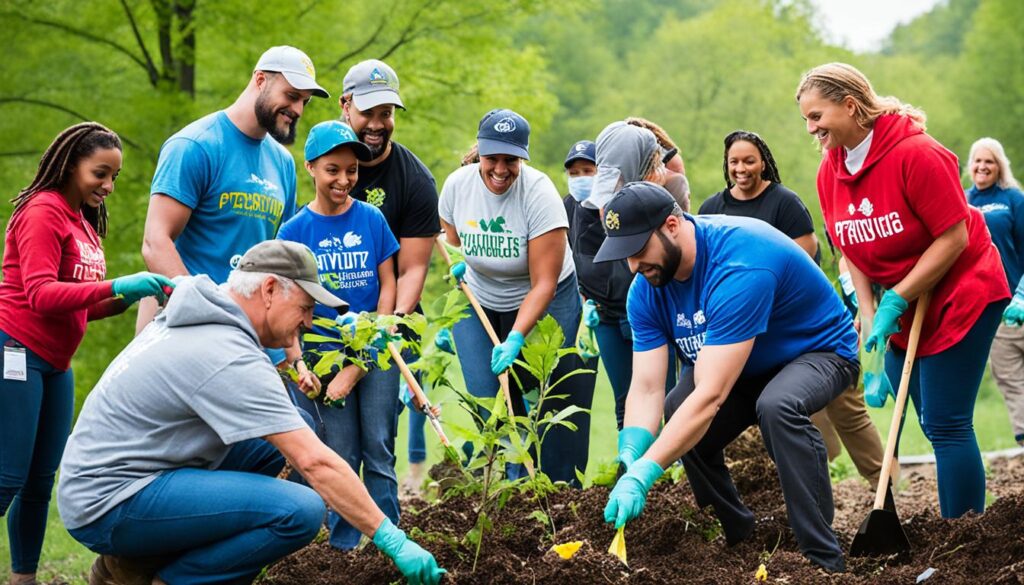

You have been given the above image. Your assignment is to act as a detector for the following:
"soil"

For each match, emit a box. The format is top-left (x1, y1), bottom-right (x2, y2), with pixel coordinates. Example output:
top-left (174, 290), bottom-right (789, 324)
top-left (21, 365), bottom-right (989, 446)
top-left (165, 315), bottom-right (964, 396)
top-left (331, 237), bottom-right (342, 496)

top-left (261, 430), bottom-right (1024, 584)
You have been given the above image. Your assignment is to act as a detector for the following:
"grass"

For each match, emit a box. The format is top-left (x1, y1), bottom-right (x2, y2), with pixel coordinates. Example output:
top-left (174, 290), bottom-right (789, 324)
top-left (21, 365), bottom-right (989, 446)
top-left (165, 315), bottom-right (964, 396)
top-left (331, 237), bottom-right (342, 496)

top-left (4, 356), bottom-right (1016, 582)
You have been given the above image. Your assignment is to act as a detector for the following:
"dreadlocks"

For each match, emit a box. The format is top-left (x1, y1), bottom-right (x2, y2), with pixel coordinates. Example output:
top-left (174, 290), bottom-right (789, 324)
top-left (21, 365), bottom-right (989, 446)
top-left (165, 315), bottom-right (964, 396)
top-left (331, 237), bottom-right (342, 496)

top-left (722, 130), bottom-right (781, 188)
top-left (12, 122), bottom-right (122, 238)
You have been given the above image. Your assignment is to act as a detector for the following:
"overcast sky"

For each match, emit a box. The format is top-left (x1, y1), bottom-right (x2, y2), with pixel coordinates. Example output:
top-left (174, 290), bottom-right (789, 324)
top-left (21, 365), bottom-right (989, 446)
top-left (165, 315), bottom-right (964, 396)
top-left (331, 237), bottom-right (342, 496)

top-left (811, 0), bottom-right (943, 53)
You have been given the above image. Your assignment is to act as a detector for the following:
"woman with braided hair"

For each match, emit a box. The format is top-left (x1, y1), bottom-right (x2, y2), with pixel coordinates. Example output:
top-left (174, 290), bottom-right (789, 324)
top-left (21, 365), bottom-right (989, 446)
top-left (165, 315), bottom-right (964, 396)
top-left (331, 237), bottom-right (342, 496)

top-left (0, 122), bottom-right (173, 585)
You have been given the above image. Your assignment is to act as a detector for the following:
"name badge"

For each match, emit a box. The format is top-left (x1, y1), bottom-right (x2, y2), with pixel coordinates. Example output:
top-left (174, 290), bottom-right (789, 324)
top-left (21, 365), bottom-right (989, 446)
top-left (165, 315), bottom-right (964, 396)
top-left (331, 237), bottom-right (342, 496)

top-left (3, 345), bottom-right (27, 382)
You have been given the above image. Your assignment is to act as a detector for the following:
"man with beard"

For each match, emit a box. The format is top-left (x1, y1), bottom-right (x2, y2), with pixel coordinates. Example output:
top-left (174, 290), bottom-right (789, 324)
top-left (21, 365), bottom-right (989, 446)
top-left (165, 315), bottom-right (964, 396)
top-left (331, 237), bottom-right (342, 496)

top-left (339, 59), bottom-right (440, 494)
top-left (136, 46), bottom-right (329, 354)
top-left (596, 182), bottom-right (859, 573)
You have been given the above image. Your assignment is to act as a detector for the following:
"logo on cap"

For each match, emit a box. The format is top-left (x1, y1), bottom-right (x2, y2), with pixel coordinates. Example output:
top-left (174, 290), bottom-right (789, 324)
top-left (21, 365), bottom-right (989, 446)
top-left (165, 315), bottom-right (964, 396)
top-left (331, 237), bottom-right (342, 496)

top-left (605, 210), bottom-right (621, 231)
top-left (575, 143), bottom-right (587, 152)
top-left (302, 57), bottom-right (316, 79)
top-left (369, 68), bottom-right (387, 85)
top-left (493, 117), bottom-right (517, 133)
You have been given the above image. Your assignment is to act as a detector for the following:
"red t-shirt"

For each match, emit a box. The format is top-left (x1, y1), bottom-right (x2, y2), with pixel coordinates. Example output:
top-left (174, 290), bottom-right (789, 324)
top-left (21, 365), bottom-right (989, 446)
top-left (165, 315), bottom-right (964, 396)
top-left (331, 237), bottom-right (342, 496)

top-left (0, 191), bottom-right (117, 370)
top-left (817, 115), bottom-right (1008, 357)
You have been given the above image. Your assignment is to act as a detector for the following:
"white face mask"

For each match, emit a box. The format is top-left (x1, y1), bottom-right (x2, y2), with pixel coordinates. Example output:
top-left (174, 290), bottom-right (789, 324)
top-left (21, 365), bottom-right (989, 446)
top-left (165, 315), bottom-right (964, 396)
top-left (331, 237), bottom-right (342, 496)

top-left (568, 175), bottom-right (595, 202)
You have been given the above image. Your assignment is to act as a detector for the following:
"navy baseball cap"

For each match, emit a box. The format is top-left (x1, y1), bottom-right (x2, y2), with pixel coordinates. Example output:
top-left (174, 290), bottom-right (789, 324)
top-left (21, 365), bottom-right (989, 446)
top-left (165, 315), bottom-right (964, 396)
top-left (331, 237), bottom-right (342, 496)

top-left (477, 109), bottom-right (530, 160)
top-left (594, 182), bottom-right (678, 263)
top-left (305, 120), bottom-right (372, 162)
top-left (563, 140), bottom-right (596, 168)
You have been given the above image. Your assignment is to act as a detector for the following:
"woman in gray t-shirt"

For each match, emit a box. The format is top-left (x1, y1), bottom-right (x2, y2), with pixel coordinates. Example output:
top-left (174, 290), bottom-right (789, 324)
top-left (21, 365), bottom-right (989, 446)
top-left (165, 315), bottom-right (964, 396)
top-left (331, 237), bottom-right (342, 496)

top-left (438, 109), bottom-right (594, 486)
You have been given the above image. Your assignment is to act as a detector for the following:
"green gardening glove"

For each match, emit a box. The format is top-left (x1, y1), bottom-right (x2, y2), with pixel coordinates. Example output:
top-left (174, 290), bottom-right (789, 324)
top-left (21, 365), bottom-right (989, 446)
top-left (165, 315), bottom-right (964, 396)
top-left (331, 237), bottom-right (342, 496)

top-left (864, 290), bottom-right (908, 353)
top-left (111, 272), bottom-right (175, 305)
top-left (603, 458), bottom-right (664, 529)
top-left (617, 426), bottom-right (655, 470)
top-left (373, 518), bottom-right (446, 585)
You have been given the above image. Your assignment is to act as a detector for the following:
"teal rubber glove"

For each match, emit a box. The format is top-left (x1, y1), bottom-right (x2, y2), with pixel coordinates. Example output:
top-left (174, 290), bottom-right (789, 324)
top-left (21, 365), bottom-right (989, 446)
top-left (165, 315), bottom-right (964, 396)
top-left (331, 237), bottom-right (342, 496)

top-left (111, 272), bottom-right (175, 305)
top-left (603, 457), bottom-right (664, 529)
top-left (434, 328), bottom-right (455, 354)
top-left (1003, 293), bottom-right (1024, 327)
top-left (372, 326), bottom-right (402, 351)
top-left (449, 261), bottom-right (466, 284)
top-left (617, 427), bottom-right (656, 470)
top-left (373, 518), bottom-right (446, 585)
top-left (862, 342), bottom-right (895, 408)
top-left (864, 290), bottom-right (908, 353)
top-left (838, 272), bottom-right (858, 309)
top-left (583, 299), bottom-right (599, 328)
top-left (490, 330), bottom-right (525, 375)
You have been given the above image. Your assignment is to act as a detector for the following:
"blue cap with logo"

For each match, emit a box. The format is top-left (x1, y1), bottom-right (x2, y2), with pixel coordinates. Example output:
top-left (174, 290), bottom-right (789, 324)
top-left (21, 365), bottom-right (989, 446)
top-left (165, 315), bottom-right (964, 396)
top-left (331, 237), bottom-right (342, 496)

top-left (476, 109), bottom-right (530, 161)
top-left (594, 181), bottom-right (678, 263)
top-left (304, 120), bottom-right (373, 162)
top-left (564, 140), bottom-right (596, 168)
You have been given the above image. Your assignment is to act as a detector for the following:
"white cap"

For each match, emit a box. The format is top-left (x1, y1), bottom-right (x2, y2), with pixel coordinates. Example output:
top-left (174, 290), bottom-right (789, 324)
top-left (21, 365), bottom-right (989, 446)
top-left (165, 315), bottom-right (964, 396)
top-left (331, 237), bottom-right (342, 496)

top-left (255, 46), bottom-right (329, 98)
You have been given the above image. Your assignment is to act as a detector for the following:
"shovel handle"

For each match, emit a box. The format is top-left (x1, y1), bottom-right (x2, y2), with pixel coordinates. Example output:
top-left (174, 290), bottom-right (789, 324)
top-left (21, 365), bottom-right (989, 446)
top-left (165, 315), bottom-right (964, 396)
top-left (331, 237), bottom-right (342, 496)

top-left (386, 342), bottom-right (452, 448)
top-left (872, 290), bottom-right (931, 510)
top-left (433, 235), bottom-right (537, 479)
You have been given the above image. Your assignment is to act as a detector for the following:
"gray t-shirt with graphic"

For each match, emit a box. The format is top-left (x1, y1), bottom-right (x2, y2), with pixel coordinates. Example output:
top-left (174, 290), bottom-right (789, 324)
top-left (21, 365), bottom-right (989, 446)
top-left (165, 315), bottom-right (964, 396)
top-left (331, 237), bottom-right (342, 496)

top-left (57, 275), bottom-right (306, 529)
top-left (439, 163), bottom-right (574, 311)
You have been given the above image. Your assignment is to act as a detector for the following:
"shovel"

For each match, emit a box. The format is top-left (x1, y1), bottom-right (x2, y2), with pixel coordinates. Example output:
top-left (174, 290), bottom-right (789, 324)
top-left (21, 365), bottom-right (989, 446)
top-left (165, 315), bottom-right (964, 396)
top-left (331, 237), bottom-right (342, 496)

top-left (849, 290), bottom-right (931, 557)
top-left (433, 235), bottom-right (537, 479)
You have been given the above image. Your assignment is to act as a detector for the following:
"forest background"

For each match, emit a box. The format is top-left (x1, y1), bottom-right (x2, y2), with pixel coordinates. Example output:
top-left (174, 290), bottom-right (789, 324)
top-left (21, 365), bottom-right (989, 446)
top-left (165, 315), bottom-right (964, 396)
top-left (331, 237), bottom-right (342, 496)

top-left (0, 0), bottom-right (1021, 440)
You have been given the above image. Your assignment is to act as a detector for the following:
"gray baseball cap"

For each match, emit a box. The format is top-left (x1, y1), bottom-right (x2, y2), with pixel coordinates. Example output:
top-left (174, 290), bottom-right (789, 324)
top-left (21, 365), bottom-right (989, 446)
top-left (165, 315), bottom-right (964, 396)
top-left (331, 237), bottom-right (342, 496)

top-left (237, 240), bottom-right (348, 311)
top-left (255, 46), bottom-right (329, 98)
top-left (343, 59), bottom-right (405, 111)
top-left (585, 122), bottom-right (661, 210)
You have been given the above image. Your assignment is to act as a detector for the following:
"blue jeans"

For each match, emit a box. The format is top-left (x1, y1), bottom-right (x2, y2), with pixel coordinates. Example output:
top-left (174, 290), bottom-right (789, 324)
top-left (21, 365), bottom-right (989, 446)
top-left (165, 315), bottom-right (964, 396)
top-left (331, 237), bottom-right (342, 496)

top-left (884, 300), bottom-right (1004, 518)
top-left (594, 317), bottom-right (677, 430)
top-left (294, 366), bottom-right (401, 549)
top-left (68, 437), bottom-right (324, 584)
top-left (0, 330), bottom-right (75, 574)
top-left (452, 275), bottom-right (596, 486)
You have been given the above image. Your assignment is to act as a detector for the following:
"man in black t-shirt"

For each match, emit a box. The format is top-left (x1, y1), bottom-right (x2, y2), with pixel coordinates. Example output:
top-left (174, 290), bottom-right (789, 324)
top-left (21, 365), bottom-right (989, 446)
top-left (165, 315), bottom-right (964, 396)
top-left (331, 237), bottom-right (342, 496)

top-left (340, 59), bottom-right (440, 495)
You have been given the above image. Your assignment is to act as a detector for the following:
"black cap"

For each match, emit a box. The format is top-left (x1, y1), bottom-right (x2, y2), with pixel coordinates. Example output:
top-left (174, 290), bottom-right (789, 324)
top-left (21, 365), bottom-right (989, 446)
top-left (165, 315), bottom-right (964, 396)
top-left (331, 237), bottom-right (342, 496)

top-left (594, 182), bottom-right (677, 263)
top-left (563, 140), bottom-right (596, 168)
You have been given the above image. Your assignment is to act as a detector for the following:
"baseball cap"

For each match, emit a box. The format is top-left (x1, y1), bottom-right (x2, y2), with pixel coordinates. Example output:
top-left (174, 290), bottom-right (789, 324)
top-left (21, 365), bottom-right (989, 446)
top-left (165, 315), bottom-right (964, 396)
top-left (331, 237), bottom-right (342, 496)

top-left (476, 109), bottom-right (530, 160)
top-left (586, 122), bottom-right (661, 210)
top-left (594, 182), bottom-right (677, 263)
top-left (305, 120), bottom-right (373, 162)
top-left (236, 240), bottom-right (349, 311)
top-left (343, 60), bottom-right (405, 111)
top-left (255, 46), bottom-right (329, 99)
top-left (563, 140), bottom-right (596, 168)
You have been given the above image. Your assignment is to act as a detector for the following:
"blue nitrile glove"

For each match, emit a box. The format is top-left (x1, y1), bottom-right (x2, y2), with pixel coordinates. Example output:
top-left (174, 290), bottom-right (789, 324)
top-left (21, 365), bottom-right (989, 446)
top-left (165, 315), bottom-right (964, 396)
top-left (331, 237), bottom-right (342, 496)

top-left (838, 272), bottom-right (858, 309)
top-left (490, 330), bottom-right (525, 375)
top-left (449, 261), bottom-right (466, 284)
top-left (434, 328), bottom-right (455, 354)
top-left (864, 290), bottom-right (908, 353)
top-left (335, 311), bottom-right (359, 335)
top-left (862, 342), bottom-right (895, 408)
top-left (111, 272), bottom-right (175, 305)
top-left (1003, 287), bottom-right (1024, 327)
top-left (373, 518), bottom-right (446, 585)
top-left (603, 458), bottom-right (664, 529)
top-left (583, 299), bottom-right (599, 328)
top-left (617, 427), bottom-right (656, 470)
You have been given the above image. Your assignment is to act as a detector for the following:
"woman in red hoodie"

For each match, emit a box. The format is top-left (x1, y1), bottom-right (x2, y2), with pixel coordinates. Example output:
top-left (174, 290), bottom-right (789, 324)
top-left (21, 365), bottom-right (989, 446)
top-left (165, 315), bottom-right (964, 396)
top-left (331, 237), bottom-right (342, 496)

top-left (796, 63), bottom-right (1009, 519)
top-left (0, 122), bottom-right (173, 585)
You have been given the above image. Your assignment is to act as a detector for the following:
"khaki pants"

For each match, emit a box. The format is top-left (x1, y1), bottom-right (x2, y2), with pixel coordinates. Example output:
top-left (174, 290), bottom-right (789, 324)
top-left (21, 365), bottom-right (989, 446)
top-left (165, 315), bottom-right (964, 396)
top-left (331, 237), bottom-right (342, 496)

top-left (811, 383), bottom-right (888, 487)
top-left (989, 323), bottom-right (1024, 443)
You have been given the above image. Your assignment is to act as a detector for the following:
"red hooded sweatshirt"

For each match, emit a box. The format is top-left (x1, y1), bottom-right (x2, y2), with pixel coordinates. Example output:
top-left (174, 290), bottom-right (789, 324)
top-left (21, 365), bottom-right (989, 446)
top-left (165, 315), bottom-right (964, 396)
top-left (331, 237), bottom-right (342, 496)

top-left (0, 191), bottom-right (120, 370)
top-left (817, 114), bottom-right (1008, 357)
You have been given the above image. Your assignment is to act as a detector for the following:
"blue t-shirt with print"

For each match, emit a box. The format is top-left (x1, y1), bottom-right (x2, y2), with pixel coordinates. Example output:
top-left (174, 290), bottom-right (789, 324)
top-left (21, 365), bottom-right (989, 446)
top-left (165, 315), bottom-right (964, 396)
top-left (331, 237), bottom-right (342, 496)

top-left (150, 111), bottom-right (298, 285)
top-left (277, 200), bottom-right (399, 340)
top-left (968, 184), bottom-right (1024, 292)
top-left (628, 214), bottom-right (857, 377)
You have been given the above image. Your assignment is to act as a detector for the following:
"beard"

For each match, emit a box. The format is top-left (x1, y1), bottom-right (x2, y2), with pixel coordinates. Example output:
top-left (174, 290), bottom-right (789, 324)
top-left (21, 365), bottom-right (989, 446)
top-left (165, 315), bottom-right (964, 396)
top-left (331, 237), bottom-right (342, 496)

top-left (255, 91), bottom-right (298, 145)
top-left (642, 230), bottom-right (682, 287)
top-left (358, 127), bottom-right (392, 159)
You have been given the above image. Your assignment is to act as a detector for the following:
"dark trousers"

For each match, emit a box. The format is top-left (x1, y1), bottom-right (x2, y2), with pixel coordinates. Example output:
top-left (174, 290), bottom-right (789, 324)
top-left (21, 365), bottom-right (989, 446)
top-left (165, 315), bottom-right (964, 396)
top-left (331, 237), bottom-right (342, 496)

top-left (664, 352), bottom-right (858, 572)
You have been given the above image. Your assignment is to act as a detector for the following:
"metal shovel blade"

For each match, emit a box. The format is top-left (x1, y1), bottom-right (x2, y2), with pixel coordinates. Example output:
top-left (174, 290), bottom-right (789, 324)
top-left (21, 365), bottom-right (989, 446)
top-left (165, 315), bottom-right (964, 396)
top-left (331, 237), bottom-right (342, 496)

top-left (849, 507), bottom-right (910, 557)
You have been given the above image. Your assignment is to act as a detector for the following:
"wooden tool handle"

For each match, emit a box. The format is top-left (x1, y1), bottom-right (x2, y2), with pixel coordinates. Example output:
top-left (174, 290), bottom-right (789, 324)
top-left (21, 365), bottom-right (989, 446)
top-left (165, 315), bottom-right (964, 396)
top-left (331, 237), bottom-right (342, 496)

top-left (872, 291), bottom-right (931, 510)
top-left (387, 341), bottom-right (452, 448)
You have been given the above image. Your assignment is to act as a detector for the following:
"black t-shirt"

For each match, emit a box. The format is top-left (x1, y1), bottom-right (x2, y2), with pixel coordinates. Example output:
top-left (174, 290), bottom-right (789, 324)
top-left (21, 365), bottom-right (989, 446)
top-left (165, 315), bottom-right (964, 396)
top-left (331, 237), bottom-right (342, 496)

top-left (698, 182), bottom-right (819, 263)
top-left (351, 141), bottom-right (440, 239)
top-left (564, 195), bottom-right (634, 321)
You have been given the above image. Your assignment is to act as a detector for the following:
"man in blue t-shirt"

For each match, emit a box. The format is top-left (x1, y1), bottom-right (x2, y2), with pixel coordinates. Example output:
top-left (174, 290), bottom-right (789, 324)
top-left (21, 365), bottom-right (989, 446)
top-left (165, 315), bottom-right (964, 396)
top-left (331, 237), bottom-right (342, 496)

top-left (135, 46), bottom-right (330, 364)
top-left (596, 182), bottom-right (859, 573)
